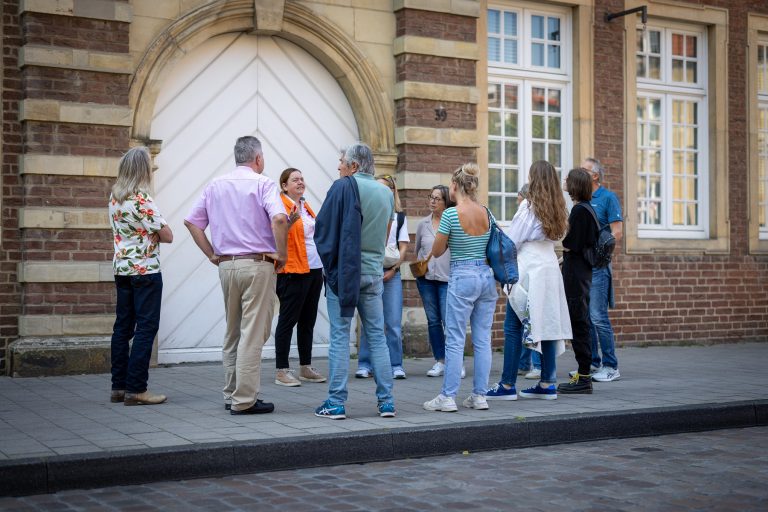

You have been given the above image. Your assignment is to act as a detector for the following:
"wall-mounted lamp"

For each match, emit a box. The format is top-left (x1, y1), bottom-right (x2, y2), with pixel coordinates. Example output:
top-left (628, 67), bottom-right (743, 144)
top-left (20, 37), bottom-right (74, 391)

top-left (435, 106), bottom-right (447, 122)
top-left (604, 5), bottom-right (647, 25)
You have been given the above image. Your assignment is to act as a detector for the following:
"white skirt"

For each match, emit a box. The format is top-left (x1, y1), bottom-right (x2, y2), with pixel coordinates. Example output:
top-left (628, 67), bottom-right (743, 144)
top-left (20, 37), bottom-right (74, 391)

top-left (506, 240), bottom-right (571, 356)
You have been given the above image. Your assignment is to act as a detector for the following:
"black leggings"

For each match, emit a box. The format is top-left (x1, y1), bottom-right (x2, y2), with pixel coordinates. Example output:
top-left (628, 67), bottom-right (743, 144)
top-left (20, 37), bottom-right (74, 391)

top-left (562, 255), bottom-right (593, 375)
top-left (274, 268), bottom-right (324, 369)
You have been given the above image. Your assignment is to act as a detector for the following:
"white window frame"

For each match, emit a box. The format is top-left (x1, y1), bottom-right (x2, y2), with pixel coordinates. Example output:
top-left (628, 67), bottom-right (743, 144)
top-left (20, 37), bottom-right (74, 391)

top-left (488, 2), bottom-right (572, 223)
top-left (636, 23), bottom-right (708, 239)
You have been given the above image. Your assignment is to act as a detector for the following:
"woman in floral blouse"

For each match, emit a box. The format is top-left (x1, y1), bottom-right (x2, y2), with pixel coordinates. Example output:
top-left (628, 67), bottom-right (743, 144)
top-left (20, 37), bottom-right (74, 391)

top-left (109, 146), bottom-right (173, 406)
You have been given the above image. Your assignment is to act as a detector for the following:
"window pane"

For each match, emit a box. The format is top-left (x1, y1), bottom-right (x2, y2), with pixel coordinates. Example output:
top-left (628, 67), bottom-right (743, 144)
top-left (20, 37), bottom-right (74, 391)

top-left (532, 43), bottom-right (545, 66)
top-left (637, 97), bottom-right (647, 119)
top-left (505, 197), bottom-right (517, 220)
top-left (672, 100), bottom-right (682, 123)
top-left (650, 99), bottom-right (661, 120)
top-left (685, 177), bottom-right (697, 200)
top-left (649, 56), bottom-right (661, 79)
top-left (636, 28), bottom-right (644, 52)
top-left (650, 31), bottom-right (661, 53)
top-left (532, 115), bottom-right (545, 138)
top-left (549, 143), bottom-right (561, 167)
top-left (672, 33), bottom-right (684, 56)
top-left (637, 56), bottom-right (646, 78)
top-left (532, 142), bottom-right (545, 162)
top-left (505, 168), bottom-right (517, 193)
top-left (489, 140), bottom-right (501, 164)
top-left (686, 127), bottom-right (697, 150)
top-left (672, 59), bottom-right (684, 81)
top-left (673, 127), bottom-right (683, 148)
top-left (548, 89), bottom-right (561, 112)
top-left (548, 45), bottom-right (561, 68)
top-left (488, 112), bottom-right (502, 135)
top-left (504, 85), bottom-right (518, 110)
top-left (649, 124), bottom-right (660, 146)
top-left (650, 151), bottom-right (661, 173)
top-left (685, 35), bottom-right (697, 57)
top-left (489, 168), bottom-right (502, 191)
top-left (488, 84), bottom-right (501, 108)
top-left (505, 141), bottom-right (518, 165)
top-left (687, 203), bottom-right (698, 225)
top-left (548, 117), bottom-right (561, 140)
top-left (504, 39), bottom-right (518, 64)
top-left (504, 114), bottom-right (518, 138)
top-left (504, 11), bottom-right (517, 36)
top-left (488, 37), bottom-right (501, 62)
top-left (488, 9), bottom-right (500, 34)
top-left (673, 202), bottom-right (684, 225)
top-left (531, 15), bottom-right (544, 39)
top-left (532, 88), bottom-right (546, 111)
top-left (548, 17), bottom-right (560, 41)
top-left (686, 62), bottom-right (697, 83)
top-left (488, 196), bottom-right (502, 219)
top-left (673, 177), bottom-right (682, 198)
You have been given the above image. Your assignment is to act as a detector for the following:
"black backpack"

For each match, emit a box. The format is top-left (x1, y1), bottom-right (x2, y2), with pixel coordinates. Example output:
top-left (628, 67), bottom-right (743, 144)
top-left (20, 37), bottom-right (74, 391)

top-left (578, 203), bottom-right (615, 269)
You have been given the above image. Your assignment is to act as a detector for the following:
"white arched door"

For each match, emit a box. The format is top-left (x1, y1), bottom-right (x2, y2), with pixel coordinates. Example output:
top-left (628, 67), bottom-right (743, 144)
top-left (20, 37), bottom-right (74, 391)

top-left (150, 33), bottom-right (359, 363)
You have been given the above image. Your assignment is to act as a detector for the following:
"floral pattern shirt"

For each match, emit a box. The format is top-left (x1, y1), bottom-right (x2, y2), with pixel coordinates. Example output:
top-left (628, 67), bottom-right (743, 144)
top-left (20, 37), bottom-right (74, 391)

top-left (109, 192), bottom-right (167, 276)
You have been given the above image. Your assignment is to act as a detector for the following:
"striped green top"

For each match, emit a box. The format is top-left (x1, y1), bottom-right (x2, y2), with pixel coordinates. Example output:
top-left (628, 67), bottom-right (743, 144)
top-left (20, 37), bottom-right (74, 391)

top-left (437, 206), bottom-right (491, 261)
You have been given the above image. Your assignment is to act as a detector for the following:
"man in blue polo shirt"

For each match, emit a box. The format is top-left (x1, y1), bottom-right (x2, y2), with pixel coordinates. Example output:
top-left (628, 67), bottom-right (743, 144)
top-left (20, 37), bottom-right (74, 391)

top-left (584, 157), bottom-right (623, 382)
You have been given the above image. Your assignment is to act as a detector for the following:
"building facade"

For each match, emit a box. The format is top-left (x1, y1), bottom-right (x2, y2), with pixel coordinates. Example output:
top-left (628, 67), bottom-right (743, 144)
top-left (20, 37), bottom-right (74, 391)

top-left (1, 0), bottom-right (766, 375)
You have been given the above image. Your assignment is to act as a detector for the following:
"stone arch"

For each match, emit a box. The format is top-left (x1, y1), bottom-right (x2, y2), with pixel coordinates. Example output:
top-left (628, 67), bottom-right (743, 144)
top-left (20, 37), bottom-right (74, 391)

top-left (129, 0), bottom-right (396, 165)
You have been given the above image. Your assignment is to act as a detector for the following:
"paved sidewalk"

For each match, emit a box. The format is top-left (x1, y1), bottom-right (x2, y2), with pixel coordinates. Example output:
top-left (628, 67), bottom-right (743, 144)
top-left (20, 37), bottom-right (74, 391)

top-left (0, 343), bottom-right (766, 495)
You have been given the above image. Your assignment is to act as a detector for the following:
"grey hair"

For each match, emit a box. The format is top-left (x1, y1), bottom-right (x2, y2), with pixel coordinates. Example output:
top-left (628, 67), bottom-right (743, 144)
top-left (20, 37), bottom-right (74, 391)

top-left (111, 146), bottom-right (152, 203)
top-left (518, 183), bottom-right (530, 199)
top-left (585, 157), bottom-right (604, 182)
top-left (234, 136), bottom-right (262, 165)
top-left (343, 142), bottom-right (375, 175)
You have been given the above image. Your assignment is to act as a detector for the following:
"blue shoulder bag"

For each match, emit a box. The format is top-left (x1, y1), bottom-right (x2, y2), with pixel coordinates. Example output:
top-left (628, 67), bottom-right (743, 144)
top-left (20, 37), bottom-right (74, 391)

top-left (484, 207), bottom-right (519, 293)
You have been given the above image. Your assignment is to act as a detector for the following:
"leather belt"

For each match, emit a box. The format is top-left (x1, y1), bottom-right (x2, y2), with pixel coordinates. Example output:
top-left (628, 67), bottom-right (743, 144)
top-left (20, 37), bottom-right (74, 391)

top-left (219, 253), bottom-right (274, 263)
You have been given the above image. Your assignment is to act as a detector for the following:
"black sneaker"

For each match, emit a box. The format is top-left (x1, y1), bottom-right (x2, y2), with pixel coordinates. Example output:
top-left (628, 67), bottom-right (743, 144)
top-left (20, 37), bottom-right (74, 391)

top-left (230, 399), bottom-right (275, 414)
top-left (557, 375), bottom-right (593, 394)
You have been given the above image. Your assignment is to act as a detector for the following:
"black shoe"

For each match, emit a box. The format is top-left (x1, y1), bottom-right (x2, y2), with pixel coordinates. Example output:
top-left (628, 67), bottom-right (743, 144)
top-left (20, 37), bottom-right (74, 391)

top-left (230, 399), bottom-right (275, 415)
top-left (557, 376), bottom-right (593, 394)
top-left (224, 403), bottom-right (231, 411)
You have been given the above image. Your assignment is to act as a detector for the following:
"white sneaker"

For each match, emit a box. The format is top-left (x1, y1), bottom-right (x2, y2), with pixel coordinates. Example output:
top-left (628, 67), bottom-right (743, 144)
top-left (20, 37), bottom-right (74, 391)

top-left (393, 367), bottom-right (407, 379)
top-left (524, 368), bottom-right (541, 380)
top-left (569, 366), bottom-right (601, 378)
top-left (461, 366), bottom-right (466, 379)
top-left (423, 394), bottom-right (458, 412)
top-left (355, 368), bottom-right (372, 379)
top-left (462, 393), bottom-right (489, 410)
top-left (592, 367), bottom-right (621, 382)
top-left (426, 362), bottom-right (445, 377)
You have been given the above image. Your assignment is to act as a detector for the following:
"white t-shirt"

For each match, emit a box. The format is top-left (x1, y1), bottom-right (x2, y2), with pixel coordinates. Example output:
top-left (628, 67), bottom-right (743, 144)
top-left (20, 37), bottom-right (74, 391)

top-left (387, 212), bottom-right (410, 247)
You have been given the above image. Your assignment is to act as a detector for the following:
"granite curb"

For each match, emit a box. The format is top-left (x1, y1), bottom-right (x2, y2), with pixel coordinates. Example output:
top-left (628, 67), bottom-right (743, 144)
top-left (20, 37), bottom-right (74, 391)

top-left (2, 399), bottom-right (765, 497)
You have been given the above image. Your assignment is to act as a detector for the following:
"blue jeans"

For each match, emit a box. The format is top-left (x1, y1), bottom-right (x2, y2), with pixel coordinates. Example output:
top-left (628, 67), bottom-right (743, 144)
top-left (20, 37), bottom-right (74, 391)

top-left (326, 274), bottom-right (394, 406)
top-left (518, 347), bottom-right (541, 371)
top-left (442, 260), bottom-right (497, 397)
top-left (111, 273), bottom-right (163, 394)
top-left (359, 271), bottom-right (403, 370)
top-left (590, 266), bottom-right (618, 369)
top-left (501, 301), bottom-right (558, 386)
top-left (416, 277), bottom-right (449, 361)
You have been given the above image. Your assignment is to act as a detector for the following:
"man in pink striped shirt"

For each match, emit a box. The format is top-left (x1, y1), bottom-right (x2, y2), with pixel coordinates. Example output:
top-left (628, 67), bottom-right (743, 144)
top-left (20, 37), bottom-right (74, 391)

top-left (185, 136), bottom-right (288, 415)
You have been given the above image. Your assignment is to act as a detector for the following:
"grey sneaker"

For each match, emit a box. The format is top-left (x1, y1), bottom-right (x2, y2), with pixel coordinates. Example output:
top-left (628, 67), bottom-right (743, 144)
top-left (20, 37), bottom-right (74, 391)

top-left (462, 393), bottom-right (489, 410)
top-left (423, 394), bottom-right (458, 412)
top-left (524, 368), bottom-right (542, 380)
top-left (592, 367), bottom-right (621, 382)
top-left (275, 369), bottom-right (301, 387)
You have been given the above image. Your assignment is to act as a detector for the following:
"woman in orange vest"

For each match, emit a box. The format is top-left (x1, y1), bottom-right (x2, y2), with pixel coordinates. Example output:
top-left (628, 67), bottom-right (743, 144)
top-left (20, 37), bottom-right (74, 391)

top-left (273, 168), bottom-right (326, 387)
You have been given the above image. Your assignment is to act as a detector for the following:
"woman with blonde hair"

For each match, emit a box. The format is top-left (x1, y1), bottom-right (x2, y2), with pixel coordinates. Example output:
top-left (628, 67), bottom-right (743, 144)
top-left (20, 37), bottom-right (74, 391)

top-left (109, 146), bottom-right (173, 406)
top-left (356, 174), bottom-right (410, 379)
top-left (424, 163), bottom-right (498, 412)
top-left (486, 160), bottom-right (571, 401)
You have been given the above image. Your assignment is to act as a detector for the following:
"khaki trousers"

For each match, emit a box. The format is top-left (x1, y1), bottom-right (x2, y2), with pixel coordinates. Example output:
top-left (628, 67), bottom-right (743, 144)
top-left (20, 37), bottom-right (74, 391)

top-left (218, 259), bottom-right (276, 411)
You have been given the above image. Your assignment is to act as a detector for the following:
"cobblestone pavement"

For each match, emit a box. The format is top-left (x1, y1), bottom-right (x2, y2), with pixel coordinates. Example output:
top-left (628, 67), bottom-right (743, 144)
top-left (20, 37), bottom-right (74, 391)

top-left (0, 343), bottom-right (766, 460)
top-left (1, 426), bottom-right (765, 511)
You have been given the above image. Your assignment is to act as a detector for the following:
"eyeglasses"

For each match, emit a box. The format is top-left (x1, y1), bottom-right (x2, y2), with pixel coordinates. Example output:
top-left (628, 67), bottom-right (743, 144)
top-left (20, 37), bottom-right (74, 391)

top-left (427, 195), bottom-right (443, 202)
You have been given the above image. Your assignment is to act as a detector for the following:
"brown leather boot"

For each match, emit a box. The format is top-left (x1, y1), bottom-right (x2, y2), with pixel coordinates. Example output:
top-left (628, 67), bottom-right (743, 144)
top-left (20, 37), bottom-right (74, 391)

top-left (124, 390), bottom-right (167, 405)
top-left (110, 390), bottom-right (125, 403)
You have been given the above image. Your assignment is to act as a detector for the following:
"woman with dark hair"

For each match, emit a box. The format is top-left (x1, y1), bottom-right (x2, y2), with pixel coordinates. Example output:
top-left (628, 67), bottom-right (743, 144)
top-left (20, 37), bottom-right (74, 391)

top-left (558, 168), bottom-right (599, 394)
top-left (414, 185), bottom-right (464, 378)
top-left (486, 160), bottom-right (571, 401)
top-left (273, 168), bottom-right (326, 387)
top-left (109, 146), bottom-right (173, 406)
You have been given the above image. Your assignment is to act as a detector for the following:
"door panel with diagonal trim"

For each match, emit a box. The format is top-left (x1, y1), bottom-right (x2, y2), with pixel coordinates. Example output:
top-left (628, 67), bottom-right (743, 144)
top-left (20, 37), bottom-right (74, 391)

top-left (150, 34), bottom-right (358, 363)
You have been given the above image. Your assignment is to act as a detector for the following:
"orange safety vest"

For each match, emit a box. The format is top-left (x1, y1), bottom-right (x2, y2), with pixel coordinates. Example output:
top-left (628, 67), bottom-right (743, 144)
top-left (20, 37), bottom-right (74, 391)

top-left (279, 193), bottom-right (316, 274)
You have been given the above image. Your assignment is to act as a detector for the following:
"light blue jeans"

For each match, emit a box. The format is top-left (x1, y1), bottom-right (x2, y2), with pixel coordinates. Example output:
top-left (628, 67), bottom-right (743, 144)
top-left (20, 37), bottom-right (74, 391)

top-left (416, 277), bottom-right (449, 361)
top-left (442, 260), bottom-right (498, 398)
top-left (326, 274), bottom-right (394, 406)
top-left (590, 266), bottom-right (618, 369)
top-left (358, 271), bottom-right (403, 371)
top-left (519, 347), bottom-right (541, 371)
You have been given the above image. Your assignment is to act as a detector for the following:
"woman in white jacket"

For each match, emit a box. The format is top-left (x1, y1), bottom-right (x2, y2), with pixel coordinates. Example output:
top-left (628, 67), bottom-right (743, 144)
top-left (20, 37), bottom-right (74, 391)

top-left (486, 160), bottom-right (571, 401)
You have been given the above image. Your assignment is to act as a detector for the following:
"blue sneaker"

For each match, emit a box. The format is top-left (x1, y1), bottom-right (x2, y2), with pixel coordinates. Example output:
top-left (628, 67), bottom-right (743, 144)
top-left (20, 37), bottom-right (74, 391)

top-left (485, 382), bottom-right (518, 401)
top-left (314, 400), bottom-right (346, 419)
top-left (378, 402), bottom-right (396, 418)
top-left (519, 384), bottom-right (557, 400)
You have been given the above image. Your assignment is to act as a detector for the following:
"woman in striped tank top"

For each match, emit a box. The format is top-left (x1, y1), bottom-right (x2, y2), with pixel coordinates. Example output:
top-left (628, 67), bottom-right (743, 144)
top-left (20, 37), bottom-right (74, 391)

top-left (423, 163), bottom-right (498, 412)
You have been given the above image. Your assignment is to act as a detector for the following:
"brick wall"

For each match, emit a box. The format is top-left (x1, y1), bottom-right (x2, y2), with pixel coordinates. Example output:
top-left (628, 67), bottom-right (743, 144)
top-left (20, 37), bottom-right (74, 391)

top-left (1, 1), bottom-right (24, 371)
top-left (595, 0), bottom-right (768, 345)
